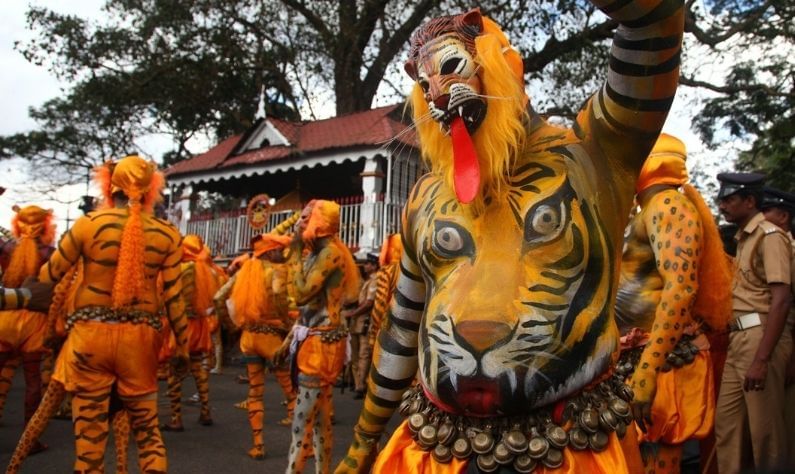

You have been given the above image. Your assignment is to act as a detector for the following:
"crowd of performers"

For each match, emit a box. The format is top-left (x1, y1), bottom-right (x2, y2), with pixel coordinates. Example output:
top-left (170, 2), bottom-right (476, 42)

top-left (1, 1), bottom-right (795, 473)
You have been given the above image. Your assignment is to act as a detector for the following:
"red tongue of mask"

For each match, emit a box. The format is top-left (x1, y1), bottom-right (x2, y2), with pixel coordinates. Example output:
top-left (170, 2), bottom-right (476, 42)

top-left (450, 116), bottom-right (480, 204)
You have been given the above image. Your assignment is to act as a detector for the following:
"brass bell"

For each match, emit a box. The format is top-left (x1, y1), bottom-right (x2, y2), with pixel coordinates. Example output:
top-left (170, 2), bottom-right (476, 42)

top-left (599, 409), bottom-right (618, 431)
top-left (417, 424), bottom-right (438, 450)
top-left (588, 431), bottom-right (609, 452)
top-left (399, 399), bottom-right (413, 416)
top-left (569, 427), bottom-right (589, 450)
top-left (408, 398), bottom-right (423, 415)
top-left (402, 389), bottom-right (414, 401)
top-left (545, 424), bottom-right (568, 449)
top-left (683, 350), bottom-right (695, 364)
top-left (615, 420), bottom-right (628, 439)
top-left (542, 448), bottom-right (564, 469)
top-left (493, 442), bottom-right (514, 465)
top-left (579, 408), bottom-right (600, 434)
top-left (431, 444), bottom-right (453, 463)
top-left (513, 454), bottom-right (537, 474)
top-left (608, 398), bottom-right (630, 418)
top-left (408, 413), bottom-right (427, 433)
top-left (527, 434), bottom-right (549, 460)
top-left (504, 428), bottom-right (528, 455)
top-left (472, 432), bottom-right (495, 454)
top-left (619, 385), bottom-right (634, 402)
top-left (476, 454), bottom-right (499, 473)
top-left (437, 420), bottom-right (457, 446)
top-left (451, 437), bottom-right (472, 459)
top-left (563, 400), bottom-right (582, 422)
top-left (661, 362), bottom-right (673, 372)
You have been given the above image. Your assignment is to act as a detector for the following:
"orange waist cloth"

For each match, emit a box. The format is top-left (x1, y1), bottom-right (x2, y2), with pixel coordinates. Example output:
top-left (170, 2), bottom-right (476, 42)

top-left (53, 320), bottom-right (162, 397)
top-left (637, 349), bottom-right (715, 444)
top-left (187, 317), bottom-right (212, 354)
top-left (240, 330), bottom-right (284, 360)
top-left (0, 309), bottom-right (49, 354)
top-left (375, 420), bottom-right (640, 474)
top-left (296, 334), bottom-right (345, 386)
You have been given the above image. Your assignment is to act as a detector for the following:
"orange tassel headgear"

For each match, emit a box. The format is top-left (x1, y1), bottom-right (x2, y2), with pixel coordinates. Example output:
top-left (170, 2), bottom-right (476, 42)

top-left (378, 234), bottom-right (403, 267)
top-left (94, 155), bottom-right (166, 308)
top-left (182, 234), bottom-right (218, 316)
top-left (300, 199), bottom-right (360, 304)
top-left (636, 134), bottom-right (688, 194)
top-left (3, 205), bottom-right (55, 288)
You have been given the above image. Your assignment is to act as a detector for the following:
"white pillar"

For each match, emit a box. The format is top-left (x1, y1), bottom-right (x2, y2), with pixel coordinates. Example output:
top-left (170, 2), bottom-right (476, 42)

top-left (358, 156), bottom-right (384, 255)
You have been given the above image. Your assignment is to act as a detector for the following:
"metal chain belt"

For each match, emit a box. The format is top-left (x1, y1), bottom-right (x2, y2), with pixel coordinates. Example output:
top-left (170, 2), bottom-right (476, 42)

top-left (619, 334), bottom-right (700, 374)
top-left (246, 323), bottom-right (288, 337)
top-left (398, 372), bottom-right (634, 473)
top-left (66, 306), bottom-right (162, 332)
top-left (318, 326), bottom-right (347, 343)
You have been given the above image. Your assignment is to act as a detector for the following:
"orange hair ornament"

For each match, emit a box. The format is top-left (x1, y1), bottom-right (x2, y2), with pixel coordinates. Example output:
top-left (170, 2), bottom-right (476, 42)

top-left (4, 205), bottom-right (55, 287)
top-left (103, 155), bottom-right (166, 308)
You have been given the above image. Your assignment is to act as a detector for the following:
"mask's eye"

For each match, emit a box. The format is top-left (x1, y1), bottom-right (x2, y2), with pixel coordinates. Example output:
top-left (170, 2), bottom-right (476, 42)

top-left (432, 221), bottom-right (474, 259)
top-left (524, 185), bottom-right (574, 246)
top-left (418, 78), bottom-right (430, 92)
top-left (440, 57), bottom-right (462, 75)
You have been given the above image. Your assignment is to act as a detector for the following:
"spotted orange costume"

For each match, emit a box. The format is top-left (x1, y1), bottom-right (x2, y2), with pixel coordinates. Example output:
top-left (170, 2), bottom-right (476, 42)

top-left (0, 205), bottom-right (55, 456)
top-left (39, 155), bottom-right (187, 473)
top-left (615, 135), bottom-right (732, 473)
top-left (213, 231), bottom-right (295, 459)
top-left (285, 199), bottom-right (360, 473)
top-left (162, 234), bottom-right (221, 431)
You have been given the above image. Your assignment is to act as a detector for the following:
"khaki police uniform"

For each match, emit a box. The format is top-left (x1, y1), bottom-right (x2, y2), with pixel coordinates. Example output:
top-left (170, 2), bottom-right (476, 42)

top-left (784, 233), bottom-right (795, 466)
top-left (349, 271), bottom-right (377, 393)
top-left (715, 212), bottom-right (793, 474)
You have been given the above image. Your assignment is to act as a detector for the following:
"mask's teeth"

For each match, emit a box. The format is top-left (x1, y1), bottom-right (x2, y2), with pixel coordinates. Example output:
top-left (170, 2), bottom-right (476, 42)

top-left (458, 106), bottom-right (464, 117)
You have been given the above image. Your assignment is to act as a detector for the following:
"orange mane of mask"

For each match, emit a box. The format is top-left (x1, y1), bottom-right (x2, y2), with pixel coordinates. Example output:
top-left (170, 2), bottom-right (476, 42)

top-left (4, 205), bottom-right (56, 288)
top-left (253, 233), bottom-right (292, 258)
top-left (182, 234), bottom-right (217, 315)
top-left (636, 133), bottom-right (688, 194)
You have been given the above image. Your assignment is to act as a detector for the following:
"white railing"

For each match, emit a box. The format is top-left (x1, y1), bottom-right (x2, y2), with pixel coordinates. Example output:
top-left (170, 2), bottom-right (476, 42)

top-left (185, 198), bottom-right (403, 257)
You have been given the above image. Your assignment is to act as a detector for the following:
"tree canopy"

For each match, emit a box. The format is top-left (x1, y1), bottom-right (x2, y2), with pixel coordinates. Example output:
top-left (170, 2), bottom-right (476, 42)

top-left (1, 0), bottom-right (792, 190)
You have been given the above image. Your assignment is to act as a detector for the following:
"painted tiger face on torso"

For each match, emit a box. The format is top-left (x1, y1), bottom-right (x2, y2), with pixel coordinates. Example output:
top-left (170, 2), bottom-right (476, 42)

top-left (409, 145), bottom-right (619, 417)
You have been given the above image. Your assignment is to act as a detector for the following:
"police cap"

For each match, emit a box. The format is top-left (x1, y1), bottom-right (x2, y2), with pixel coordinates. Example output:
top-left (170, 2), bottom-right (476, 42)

top-left (761, 186), bottom-right (795, 214)
top-left (716, 172), bottom-right (766, 200)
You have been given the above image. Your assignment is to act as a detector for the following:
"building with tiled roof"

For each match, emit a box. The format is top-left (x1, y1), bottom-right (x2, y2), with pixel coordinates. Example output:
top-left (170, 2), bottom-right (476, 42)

top-left (166, 104), bottom-right (421, 256)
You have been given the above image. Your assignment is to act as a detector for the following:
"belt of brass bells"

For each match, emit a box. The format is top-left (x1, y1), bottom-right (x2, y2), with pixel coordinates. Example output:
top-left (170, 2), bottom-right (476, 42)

top-left (246, 323), bottom-right (288, 337)
top-left (398, 373), bottom-right (634, 473)
top-left (618, 335), bottom-right (700, 376)
top-left (66, 306), bottom-right (162, 332)
top-left (318, 326), bottom-right (347, 343)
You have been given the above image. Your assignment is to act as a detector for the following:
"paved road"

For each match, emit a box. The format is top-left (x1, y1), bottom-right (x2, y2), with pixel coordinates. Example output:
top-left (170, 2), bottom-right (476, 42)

top-left (0, 366), bottom-right (397, 473)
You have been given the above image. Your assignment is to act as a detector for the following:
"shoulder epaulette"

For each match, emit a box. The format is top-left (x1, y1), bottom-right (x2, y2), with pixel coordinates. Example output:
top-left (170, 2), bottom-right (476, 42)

top-left (759, 220), bottom-right (785, 235)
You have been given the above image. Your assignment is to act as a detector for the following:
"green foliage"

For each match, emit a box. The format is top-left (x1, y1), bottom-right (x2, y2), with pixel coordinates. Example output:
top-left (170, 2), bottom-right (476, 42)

top-left (3, 0), bottom-right (792, 191)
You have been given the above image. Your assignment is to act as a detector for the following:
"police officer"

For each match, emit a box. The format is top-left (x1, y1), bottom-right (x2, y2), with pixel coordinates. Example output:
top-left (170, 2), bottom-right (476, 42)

top-left (759, 186), bottom-right (795, 466)
top-left (342, 252), bottom-right (379, 399)
top-left (714, 173), bottom-right (793, 473)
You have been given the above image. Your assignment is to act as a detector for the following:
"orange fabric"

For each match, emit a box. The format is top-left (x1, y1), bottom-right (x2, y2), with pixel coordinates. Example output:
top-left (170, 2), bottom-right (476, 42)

top-left (636, 134), bottom-right (687, 193)
top-left (231, 259), bottom-right (270, 327)
top-left (638, 349), bottom-right (715, 445)
top-left (481, 17), bottom-right (524, 91)
top-left (683, 184), bottom-right (733, 332)
top-left (240, 330), bottom-right (283, 359)
top-left (53, 321), bottom-right (162, 397)
top-left (0, 309), bottom-right (48, 354)
top-left (302, 199), bottom-right (340, 241)
top-left (376, 420), bottom-right (635, 474)
top-left (296, 335), bottom-right (345, 386)
top-left (187, 317), bottom-right (212, 354)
